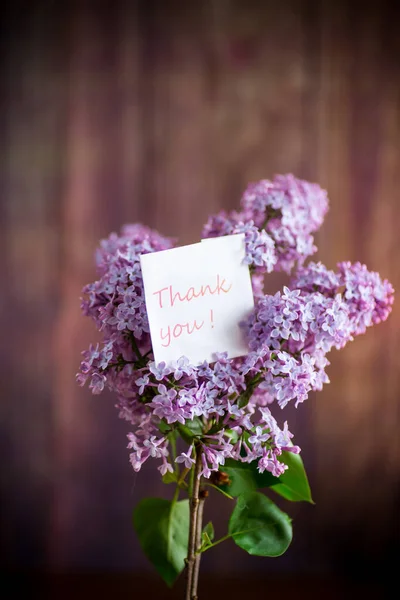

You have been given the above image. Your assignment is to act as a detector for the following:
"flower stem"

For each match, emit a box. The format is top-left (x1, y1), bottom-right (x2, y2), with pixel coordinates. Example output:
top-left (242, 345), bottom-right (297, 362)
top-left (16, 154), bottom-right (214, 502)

top-left (172, 486), bottom-right (180, 503)
top-left (199, 528), bottom-right (257, 554)
top-left (204, 482), bottom-right (234, 500)
top-left (191, 489), bottom-right (207, 599)
top-left (185, 443), bottom-right (202, 600)
top-left (129, 332), bottom-right (143, 363)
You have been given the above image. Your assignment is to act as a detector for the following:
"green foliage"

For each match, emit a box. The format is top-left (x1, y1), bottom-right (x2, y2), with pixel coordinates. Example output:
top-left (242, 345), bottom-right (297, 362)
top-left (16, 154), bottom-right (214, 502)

top-left (218, 458), bottom-right (279, 497)
top-left (217, 451), bottom-right (313, 503)
top-left (162, 471), bottom-right (178, 485)
top-left (271, 452), bottom-right (314, 503)
top-left (135, 453), bottom-right (312, 584)
top-left (133, 498), bottom-right (189, 586)
top-left (177, 417), bottom-right (204, 443)
top-left (201, 521), bottom-right (215, 548)
top-left (202, 521), bottom-right (214, 541)
top-left (229, 492), bottom-right (292, 556)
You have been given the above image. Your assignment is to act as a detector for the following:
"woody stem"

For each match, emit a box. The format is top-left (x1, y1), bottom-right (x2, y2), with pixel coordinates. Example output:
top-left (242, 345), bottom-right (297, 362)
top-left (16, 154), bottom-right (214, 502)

top-left (185, 443), bottom-right (202, 600)
top-left (191, 488), bottom-right (206, 599)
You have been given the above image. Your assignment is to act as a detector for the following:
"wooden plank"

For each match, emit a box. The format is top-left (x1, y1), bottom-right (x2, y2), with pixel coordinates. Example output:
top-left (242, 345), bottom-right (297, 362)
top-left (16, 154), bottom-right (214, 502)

top-left (50, 2), bottom-right (147, 568)
top-left (313, 0), bottom-right (400, 572)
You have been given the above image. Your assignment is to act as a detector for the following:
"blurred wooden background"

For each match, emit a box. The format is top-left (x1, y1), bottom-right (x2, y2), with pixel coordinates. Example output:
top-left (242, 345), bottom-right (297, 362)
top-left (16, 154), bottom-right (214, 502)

top-left (1, 0), bottom-right (399, 596)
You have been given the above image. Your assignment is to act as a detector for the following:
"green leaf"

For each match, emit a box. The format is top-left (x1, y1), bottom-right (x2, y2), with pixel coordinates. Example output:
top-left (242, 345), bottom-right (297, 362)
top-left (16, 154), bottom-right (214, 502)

top-left (202, 521), bottom-right (214, 543)
top-left (229, 491), bottom-right (292, 557)
top-left (162, 471), bottom-right (178, 485)
top-left (177, 417), bottom-right (203, 444)
top-left (238, 392), bottom-right (251, 409)
top-left (158, 420), bottom-right (172, 434)
top-left (133, 498), bottom-right (189, 586)
top-left (218, 458), bottom-right (280, 497)
top-left (271, 452), bottom-right (314, 503)
top-left (200, 522), bottom-right (215, 550)
top-left (218, 452), bottom-right (313, 503)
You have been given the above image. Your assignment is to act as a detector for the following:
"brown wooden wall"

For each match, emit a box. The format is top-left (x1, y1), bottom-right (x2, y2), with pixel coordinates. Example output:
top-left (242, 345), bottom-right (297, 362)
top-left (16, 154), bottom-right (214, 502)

top-left (1, 0), bottom-right (399, 592)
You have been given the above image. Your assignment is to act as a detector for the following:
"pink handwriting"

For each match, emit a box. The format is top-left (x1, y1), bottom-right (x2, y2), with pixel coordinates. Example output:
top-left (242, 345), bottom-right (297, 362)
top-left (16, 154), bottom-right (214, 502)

top-left (160, 319), bottom-right (205, 347)
top-left (153, 274), bottom-right (232, 309)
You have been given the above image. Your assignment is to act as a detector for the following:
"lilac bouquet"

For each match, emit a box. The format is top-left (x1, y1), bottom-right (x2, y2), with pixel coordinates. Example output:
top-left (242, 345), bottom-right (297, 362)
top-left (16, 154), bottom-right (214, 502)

top-left (78, 174), bottom-right (393, 599)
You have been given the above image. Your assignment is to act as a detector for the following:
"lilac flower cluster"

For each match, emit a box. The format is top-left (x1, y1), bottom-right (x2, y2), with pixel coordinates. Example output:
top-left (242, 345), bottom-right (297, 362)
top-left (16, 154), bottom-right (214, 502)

top-left (244, 260), bottom-right (393, 408)
top-left (203, 174), bottom-right (329, 274)
top-left (77, 224), bottom-right (174, 394)
top-left (291, 261), bottom-right (394, 335)
top-left (78, 175), bottom-right (393, 482)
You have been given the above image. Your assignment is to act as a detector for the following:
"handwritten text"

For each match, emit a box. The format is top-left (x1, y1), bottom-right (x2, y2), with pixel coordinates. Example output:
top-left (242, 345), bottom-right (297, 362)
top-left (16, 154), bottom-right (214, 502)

top-left (153, 274), bottom-right (232, 309)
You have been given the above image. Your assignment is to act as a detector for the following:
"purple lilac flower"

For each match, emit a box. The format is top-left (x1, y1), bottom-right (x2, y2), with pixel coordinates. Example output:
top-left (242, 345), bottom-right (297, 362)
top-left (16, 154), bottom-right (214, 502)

top-left (291, 261), bottom-right (341, 295)
top-left (149, 361), bottom-right (173, 381)
top-left (202, 210), bottom-right (243, 238)
top-left (203, 174), bottom-right (329, 281)
top-left (78, 179), bottom-right (394, 480)
top-left (292, 260), bottom-right (394, 336)
top-left (251, 273), bottom-right (265, 299)
top-left (136, 374), bottom-right (150, 394)
top-left (203, 215), bottom-right (277, 274)
top-left (231, 222), bottom-right (277, 273)
top-left (242, 286), bottom-right (355, 407)
top-left (338, 261), bottom-right (394, 335)
top-left (172, 356), bottom-right (195, 380)
top-left (176, 446), bottom-right (195, 468)
top-left (246, 287), bottom-right (353, 356)
top-left (240, 174), bottom-right (328, 273)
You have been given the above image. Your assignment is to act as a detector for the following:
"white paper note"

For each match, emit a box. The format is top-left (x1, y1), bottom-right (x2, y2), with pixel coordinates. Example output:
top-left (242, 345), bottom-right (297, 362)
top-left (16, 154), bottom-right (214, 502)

top-left (140, 233), bottom-right (254, 365)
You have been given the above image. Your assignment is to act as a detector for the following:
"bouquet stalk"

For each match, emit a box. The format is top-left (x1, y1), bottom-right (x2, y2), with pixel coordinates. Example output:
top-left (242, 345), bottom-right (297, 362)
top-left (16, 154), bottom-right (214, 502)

top-left (77, 174), bottom-right (393, 597)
